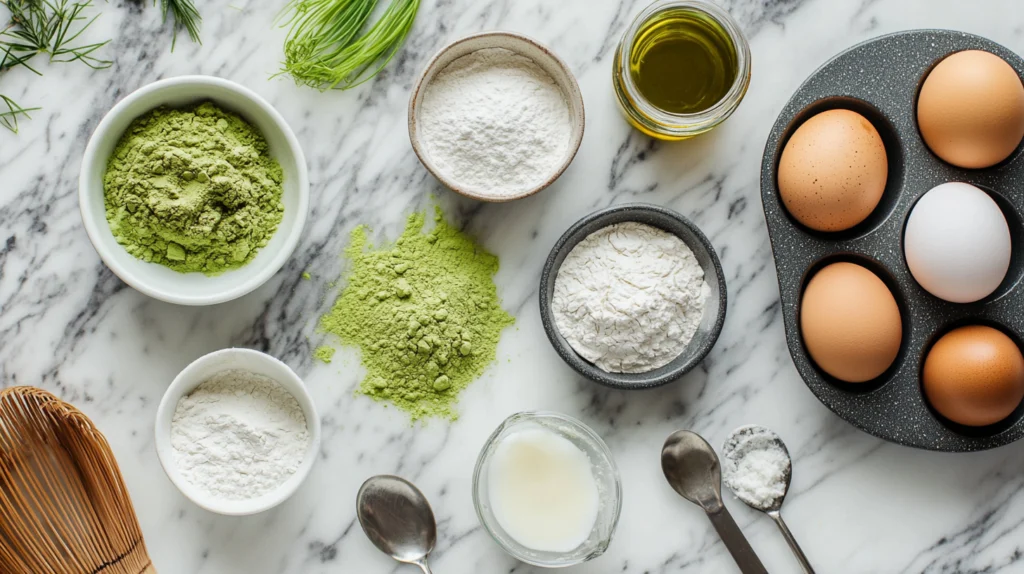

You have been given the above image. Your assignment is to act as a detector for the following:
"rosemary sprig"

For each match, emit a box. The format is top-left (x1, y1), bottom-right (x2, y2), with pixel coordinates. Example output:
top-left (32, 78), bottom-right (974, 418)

top-left (0, 93), bottom-right (38, 133)
top-left (0, 0), bottom-right (111, 133)
top-left (1, 0), bottom-right (112, 71)
top-left (158, 0), bottom-right (201, 51)
top-left (279, 0), bottom-right (420, 91)
top-left (0, 48), bottom-right (36, 133)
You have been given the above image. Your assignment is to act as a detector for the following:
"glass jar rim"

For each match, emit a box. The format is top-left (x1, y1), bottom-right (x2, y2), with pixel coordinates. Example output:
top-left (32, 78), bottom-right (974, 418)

top-left (619, 0), bottom-right (752, 128)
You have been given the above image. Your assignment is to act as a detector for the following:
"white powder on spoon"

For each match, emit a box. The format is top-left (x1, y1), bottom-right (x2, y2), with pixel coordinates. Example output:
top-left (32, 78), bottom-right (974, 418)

top-left (722, 425), bottom-right (792, 510)
top-left (171, 369), bottom-right (310, 500)
top-left (418, 47), bottom-right (572, 198)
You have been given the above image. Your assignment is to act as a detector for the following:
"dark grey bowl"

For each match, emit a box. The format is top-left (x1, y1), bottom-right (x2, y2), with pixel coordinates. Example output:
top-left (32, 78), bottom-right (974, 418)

top-left (761, 30), bottom-right (1024, 451)
top-left (539, 204), bottom-right (727, 389)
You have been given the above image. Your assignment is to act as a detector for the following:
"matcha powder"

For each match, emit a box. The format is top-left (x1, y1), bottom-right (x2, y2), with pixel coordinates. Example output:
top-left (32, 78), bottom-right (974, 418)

top-left (104, 102), bottom-right (284, 274)
top-left (320, 208), bottom-right (514, 420)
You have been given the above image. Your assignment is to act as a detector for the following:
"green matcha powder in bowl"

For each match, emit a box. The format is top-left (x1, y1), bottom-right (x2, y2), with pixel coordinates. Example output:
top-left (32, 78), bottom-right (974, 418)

top-left (104, 102), bottom-right (284, 274)
top-left (79, 76), bottom-right (309, 306)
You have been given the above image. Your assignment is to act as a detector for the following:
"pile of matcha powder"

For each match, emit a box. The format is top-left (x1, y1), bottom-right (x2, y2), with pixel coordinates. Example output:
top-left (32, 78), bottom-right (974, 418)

top-left (318, 207), bottom-right (514, 420)
top-left (103, 102), bottom-right (284, 274)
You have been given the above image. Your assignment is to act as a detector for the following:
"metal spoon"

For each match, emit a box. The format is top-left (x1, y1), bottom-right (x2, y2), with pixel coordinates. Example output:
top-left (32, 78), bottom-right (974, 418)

top-left (356, 475), bottom-right (437, 574)
top-left (661, 430), bottom-right (769, 574)
top-left (722, 425), bottom-right (814, 574)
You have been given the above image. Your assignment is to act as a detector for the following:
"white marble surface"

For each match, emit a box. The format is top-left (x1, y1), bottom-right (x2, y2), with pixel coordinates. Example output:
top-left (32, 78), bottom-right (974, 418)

top-left (2, 0), bottom-right (1024, 572)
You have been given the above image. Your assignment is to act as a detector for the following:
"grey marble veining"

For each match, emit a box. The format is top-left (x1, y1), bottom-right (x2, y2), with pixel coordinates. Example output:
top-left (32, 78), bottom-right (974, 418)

top-left (2, 0), bottom-right (1024, 572)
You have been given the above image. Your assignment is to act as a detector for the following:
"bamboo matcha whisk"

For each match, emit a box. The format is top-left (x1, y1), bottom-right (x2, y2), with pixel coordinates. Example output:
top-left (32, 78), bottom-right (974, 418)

top-left (0, 386), bottom-right (155, 574)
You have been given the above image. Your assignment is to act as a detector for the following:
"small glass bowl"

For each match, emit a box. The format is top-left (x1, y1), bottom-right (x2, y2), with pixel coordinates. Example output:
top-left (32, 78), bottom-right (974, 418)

top-left (613, 0), bottom-right (751, 140)
top-left (472, 412), bottom-right (622, 568)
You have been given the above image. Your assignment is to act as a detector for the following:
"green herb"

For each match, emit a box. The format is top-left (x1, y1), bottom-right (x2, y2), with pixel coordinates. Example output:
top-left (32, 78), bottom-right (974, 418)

top-left (278, 0), bottom-right (420, 91)
top-left (1, 90), bottom-right (37, 133)
top-left (0, 0), bottom-right (111, 133)
top-left (157, 0), bottom-right (201, 50)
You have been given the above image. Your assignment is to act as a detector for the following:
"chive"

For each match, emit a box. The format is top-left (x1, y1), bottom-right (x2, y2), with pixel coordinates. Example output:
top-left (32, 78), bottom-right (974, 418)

top-left (278, 0), bottom-right (420, 91)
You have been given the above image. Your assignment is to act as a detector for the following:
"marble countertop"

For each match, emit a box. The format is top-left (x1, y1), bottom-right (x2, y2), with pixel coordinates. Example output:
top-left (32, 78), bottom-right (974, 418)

top-left (2, 0), bottom-right (1024, 572)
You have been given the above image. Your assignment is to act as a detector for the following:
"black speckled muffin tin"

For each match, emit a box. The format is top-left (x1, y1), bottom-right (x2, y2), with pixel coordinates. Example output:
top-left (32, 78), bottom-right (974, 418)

top-left (760, 30), bottom-right (1024, 452)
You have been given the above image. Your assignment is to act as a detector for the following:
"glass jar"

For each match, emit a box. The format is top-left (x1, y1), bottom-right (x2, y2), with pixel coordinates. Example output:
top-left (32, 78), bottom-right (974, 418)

top-left (613, 0), bottom-right (751, 140)
top-left (472, 412), bottom-right (622, 568)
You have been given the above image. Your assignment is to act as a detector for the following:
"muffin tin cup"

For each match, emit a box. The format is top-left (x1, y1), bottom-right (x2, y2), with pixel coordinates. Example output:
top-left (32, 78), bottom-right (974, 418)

top-left (760, 30), bottom-right (1024, 451)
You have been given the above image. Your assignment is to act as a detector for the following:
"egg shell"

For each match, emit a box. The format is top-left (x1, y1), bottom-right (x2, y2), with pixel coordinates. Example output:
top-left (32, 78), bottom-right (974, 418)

top-left (918, 50), bottom-right (1024, 169)
top-left (904, 182), bottom-right (1012, 303)
top-left (778, 109), bottom-right (888, 232)
top-left (923, 325), bottom-right (1024, 427)
top-left (800, 262), bottom-right (902, 383)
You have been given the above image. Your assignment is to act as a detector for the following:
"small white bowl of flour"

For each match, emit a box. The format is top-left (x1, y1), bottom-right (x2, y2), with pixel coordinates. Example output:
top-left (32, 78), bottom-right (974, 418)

top-left (409, 32), bottom-right (585, 202)
top-left (155, 348), bottom-right (320, 515)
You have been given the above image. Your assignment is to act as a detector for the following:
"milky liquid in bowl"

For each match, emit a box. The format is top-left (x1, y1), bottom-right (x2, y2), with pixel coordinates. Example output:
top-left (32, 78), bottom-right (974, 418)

top-left (473, 412), bottom-right (621, 567)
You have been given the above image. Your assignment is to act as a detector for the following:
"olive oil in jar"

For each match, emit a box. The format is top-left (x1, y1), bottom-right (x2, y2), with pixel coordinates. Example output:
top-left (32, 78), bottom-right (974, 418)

top-left (629, 7), bottom-right (739, 114)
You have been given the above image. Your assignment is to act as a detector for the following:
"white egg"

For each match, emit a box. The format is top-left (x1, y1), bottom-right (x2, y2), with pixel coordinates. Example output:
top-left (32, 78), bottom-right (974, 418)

top-left (904, 182), bottom-right (1012, 303)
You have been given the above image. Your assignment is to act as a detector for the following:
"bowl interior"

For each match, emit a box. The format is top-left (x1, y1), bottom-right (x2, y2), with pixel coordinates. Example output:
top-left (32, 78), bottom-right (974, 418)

top-left (472, 412), bottom-right (621, 567)
top-left (80, 77), bottom-right (308, 305)
top-left (540, 204), bottom-right (727, 388)
top-left (410, 33), bottom-right (585, 202)
top-left (154, 348), bottom-right (319, 515)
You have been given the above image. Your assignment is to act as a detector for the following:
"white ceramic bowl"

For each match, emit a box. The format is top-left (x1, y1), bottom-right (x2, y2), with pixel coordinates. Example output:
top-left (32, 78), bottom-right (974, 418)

top-left (154, 348), bottom-right (320, 516)
top-left (409, 31), bottom-right (586, 202)
top-left (79, 76), bottom-right (309, 306)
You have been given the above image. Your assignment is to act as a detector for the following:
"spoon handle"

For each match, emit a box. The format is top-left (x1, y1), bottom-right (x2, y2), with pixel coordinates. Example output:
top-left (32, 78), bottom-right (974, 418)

top-left (707, 507), bottom-right (769, 574)
top-left (412, 559), bottom-right (433, 574)
top-left (768, 510), bottom-right (815, 574)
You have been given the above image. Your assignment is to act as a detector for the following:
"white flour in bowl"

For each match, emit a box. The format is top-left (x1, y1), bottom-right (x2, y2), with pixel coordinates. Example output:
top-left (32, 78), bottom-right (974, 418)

top-left (418, 47), bottom-right (572, 198)
top-left (552, 222), bottom-right (710, 374)
top-left (171, 369), bottom-right (310, 500)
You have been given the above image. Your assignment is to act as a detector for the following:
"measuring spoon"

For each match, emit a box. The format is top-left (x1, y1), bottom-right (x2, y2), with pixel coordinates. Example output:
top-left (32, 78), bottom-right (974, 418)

top-left (661, 430), bottom-right (768, 574)
top-left (722, 425), bottom-right (814, 574)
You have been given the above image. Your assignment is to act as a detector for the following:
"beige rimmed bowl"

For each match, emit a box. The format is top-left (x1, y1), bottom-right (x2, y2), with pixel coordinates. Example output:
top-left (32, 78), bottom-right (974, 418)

top-left (408, 32), bottom-right (586, 203)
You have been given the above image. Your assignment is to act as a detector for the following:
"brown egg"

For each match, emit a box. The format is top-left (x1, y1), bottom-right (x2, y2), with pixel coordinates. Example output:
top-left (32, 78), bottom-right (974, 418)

top-left (778, 109), bottom-right (888, 232)
top-left (923, 325), bottom-right (1024, 427)
top-left (800, 262), bottom-right (902, 383)
top-left (918, 50), bottom-right (1024, 169)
